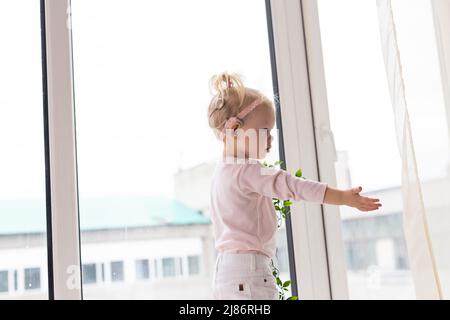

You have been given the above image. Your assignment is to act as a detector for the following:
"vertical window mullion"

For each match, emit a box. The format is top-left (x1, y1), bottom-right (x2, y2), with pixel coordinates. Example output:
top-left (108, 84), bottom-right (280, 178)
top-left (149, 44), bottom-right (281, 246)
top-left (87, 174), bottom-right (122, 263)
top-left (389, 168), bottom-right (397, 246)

top-left (299, 0), bottom-right (350, 300)
top-left (266, 0), bottom-right (333, 299)
top-left (265, 0), bottom-right (299, 298)
top-left (42, 0), bottom-right (82, 300)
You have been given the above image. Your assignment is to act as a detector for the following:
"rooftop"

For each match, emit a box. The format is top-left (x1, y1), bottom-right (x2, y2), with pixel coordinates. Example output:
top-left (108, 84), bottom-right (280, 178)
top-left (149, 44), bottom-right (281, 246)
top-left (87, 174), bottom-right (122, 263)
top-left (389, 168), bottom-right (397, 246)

top-left (0, 197), bottom-right (210, 235)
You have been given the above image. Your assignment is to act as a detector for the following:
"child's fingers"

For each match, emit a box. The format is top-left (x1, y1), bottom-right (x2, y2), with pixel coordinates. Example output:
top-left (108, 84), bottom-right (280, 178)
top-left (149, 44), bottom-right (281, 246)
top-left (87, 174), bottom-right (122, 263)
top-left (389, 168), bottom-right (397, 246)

top-left (358, 200), bottom-right (381, 209)
top-left (360, 196), bottom-right (381, 204)
top-left (359, 203), bottom-right (381, 211)
top-left (359, 206), bottom-right (376, 212)
top-left (364, 202), bottom-right (381, 209)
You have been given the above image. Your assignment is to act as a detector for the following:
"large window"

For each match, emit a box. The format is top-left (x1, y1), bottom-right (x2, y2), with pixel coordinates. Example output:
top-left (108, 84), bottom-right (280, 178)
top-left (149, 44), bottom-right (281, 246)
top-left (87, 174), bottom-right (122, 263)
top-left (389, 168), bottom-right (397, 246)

top-left (70, 0), bottom-right (291, 299)
top-left (6, 0), bottom-right (439, 300)
top-left (0, 1), bottom-right (48, 299)
top-left (317, 0), bottom-right (415, 299)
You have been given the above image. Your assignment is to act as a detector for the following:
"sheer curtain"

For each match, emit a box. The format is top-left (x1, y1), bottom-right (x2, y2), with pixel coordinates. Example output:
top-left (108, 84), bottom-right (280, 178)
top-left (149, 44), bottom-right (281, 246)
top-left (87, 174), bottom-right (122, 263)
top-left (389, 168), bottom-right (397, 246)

top-left (376, 0), bottom-right (450, 299)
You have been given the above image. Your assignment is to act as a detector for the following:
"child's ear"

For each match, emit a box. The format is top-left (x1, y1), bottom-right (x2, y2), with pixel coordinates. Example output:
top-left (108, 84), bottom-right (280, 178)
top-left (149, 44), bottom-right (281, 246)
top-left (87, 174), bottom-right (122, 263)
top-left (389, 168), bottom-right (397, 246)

top-left (232, 123), bottom-right (241, 132)
top-left (224, 116), bottom-right (243, 131)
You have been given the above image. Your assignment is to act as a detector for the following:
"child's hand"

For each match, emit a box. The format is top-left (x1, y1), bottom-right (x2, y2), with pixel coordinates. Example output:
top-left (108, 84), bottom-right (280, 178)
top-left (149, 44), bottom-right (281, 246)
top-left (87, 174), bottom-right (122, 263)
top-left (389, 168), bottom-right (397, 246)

top-left (343, 186), bottom-right (382, 212)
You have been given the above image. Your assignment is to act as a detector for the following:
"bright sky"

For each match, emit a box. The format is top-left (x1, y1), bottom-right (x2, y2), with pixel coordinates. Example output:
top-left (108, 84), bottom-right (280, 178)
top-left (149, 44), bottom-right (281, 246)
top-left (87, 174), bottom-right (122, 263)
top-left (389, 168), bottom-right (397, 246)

top-left (0, 0), bottom-right (448, 201)
top-left (0, 1), bottom-right (45, 200)
top-left (318, 0), bottom-right (449, 191)
top-left (70, 0), bottom-right (278, 198)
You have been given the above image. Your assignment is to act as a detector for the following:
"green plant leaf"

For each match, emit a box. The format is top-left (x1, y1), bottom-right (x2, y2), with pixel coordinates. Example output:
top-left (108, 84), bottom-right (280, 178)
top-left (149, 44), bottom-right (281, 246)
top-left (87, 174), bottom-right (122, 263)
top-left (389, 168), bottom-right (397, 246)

top-left (283, 280), bottom-right (291, 287)
top-left (276, 278), bottom-right (282, 286)
top-left (287, 296), bottom-right (299, 300)
top-left (283, 200), bottom-right (292, 207)
top-left (295, 168), bottom-right (302, 177)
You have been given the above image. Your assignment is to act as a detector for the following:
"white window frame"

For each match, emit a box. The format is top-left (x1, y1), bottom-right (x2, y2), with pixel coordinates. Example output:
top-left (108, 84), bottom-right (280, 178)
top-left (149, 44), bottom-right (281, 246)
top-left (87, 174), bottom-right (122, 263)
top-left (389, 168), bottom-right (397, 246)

top-left (301, 0), bottom-right (350, 299)
top-left (267, 0), bottom-right (348, 299)
top-left (41, 0), bottom-right (349, 300)
top-left (42, 0), bottom-right (82, 299)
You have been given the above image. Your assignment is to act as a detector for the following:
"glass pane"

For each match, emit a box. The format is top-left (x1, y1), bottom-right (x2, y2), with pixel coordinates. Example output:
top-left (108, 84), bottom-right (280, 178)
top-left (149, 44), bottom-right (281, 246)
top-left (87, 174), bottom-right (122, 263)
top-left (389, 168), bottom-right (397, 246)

top-left (0, 2), bottom-right (48, 299)
top-left (110, 261), bottom-right (124, 282)
top-left (0, 271), bottom-right (8, 293)
top-left (71, 0), bottom-right (290, 299)
top-left (24, 268), bottom-right (41, 291)
top-left (135, 259), bottom-right (149, 280)
top-left (317, 0), bottom-right (415, 299)
top-left (188, 256), bottom-right (200, 276)
top-left (82, 264), bottom-right (97, 284)
top-left (162, 258), bottom-right (176, 278)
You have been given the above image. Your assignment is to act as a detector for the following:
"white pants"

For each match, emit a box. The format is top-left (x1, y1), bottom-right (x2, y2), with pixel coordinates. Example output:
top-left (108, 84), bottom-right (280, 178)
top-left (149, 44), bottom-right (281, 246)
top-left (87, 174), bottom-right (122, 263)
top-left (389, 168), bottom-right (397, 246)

top-left (212, 252), bottom-right (278, 300)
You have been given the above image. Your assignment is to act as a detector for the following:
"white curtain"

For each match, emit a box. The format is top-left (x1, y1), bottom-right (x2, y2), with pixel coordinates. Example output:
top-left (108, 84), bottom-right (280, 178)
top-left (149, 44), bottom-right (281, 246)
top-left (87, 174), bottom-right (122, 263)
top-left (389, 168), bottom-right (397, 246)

top-left (376, 0), bottom-right (450, 299)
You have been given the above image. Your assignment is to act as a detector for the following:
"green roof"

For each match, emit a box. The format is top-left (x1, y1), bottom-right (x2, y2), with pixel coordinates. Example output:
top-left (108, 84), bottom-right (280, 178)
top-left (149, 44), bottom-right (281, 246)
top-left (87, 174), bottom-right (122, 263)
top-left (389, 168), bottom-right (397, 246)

top-left (0, 197), bottom-right (210, 235)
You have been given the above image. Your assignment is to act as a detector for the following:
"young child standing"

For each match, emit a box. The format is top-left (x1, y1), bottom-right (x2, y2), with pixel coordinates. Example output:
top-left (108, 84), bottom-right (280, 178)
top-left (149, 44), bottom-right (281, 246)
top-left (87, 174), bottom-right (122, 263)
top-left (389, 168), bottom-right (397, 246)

top-left (207, 72), bottom-right (381, 300)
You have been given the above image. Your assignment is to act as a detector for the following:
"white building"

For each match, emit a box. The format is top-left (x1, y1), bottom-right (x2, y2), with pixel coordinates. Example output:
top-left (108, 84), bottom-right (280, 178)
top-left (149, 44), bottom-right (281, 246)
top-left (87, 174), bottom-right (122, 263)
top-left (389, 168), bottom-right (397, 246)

top-left (0, 197), bottom-right (214, 300)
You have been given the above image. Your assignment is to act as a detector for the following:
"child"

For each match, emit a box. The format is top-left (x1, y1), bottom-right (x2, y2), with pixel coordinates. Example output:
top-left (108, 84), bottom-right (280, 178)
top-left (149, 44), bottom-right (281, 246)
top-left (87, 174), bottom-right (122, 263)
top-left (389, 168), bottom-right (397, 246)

top-left (207, 72), bottom-right (381, 300)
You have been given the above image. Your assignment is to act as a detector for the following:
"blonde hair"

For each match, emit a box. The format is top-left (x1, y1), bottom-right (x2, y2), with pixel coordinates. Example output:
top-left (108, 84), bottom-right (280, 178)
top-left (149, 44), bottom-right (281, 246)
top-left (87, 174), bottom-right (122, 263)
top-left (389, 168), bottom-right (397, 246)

top-left (207, 72), bottom-right (271, 135)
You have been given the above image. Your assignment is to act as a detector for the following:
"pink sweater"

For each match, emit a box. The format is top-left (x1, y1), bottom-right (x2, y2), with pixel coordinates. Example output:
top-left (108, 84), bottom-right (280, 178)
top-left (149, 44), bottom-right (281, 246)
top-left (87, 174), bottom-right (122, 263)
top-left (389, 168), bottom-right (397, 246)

top-left (210, 158), bottom-right (328, 258)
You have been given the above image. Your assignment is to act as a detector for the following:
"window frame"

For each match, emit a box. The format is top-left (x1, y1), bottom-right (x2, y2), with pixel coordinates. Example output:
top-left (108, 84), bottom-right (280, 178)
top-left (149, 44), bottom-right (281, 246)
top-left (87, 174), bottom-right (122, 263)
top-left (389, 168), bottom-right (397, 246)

top-left (39, 0), bottom-right (348, 300)
top-left (267, 0), bottom-right (348, 299)
top-left (41, 0), bottom-right (82, 300)
top-left (298, 0), bottom-right (350, 299)
top-left (298, 0), bottom-right (422, 299)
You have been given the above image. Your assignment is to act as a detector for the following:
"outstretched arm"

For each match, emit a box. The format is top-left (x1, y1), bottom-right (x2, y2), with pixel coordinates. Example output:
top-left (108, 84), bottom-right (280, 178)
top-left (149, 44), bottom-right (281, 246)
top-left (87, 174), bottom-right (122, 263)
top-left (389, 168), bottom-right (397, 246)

top-left (324, 186), bottom-right (381, 212)
top-left (238, 163), bottom-right (382, 211)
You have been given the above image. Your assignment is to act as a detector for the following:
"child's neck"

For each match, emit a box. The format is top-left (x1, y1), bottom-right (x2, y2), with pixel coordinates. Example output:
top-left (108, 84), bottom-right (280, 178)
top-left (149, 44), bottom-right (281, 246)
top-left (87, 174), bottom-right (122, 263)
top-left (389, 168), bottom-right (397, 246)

top-left (222, 149), bottom-right (248, 160)
top-left (222, 149), bottom-right (262, 165)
